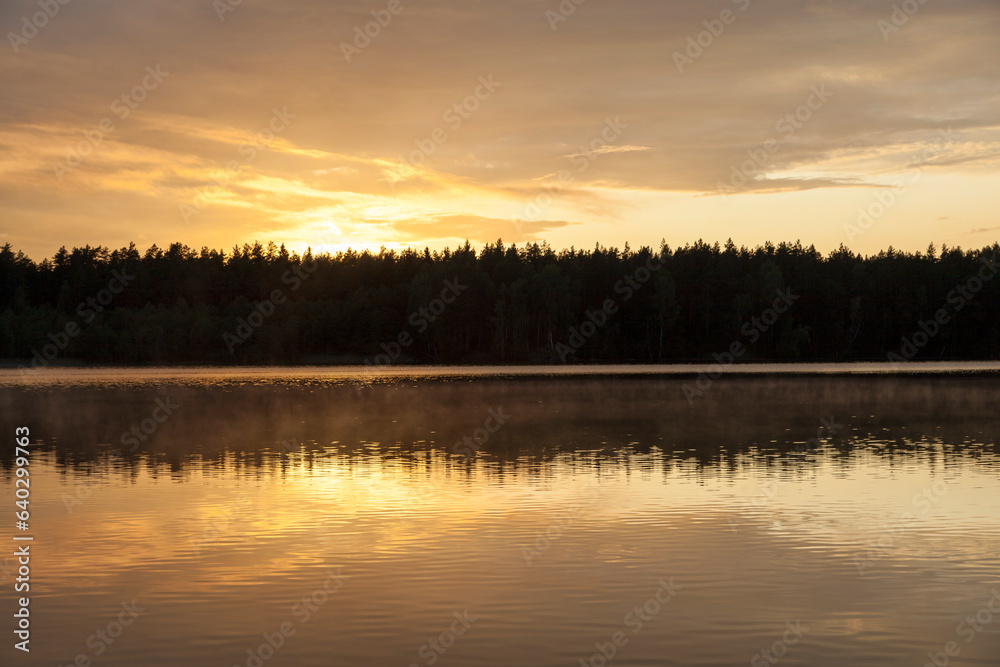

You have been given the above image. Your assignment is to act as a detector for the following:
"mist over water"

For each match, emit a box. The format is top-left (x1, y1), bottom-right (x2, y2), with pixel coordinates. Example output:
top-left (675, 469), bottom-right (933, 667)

top-left (2, 366), bottom-right (999, 666)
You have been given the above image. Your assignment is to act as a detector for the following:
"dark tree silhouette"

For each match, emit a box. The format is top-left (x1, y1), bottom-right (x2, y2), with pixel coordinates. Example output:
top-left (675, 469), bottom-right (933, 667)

top-left (1, 238), bottom-right (998, 366)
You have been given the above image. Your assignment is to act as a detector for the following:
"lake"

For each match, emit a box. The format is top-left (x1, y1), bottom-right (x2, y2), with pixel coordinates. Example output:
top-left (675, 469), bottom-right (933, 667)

top-left (2, 365), bottom-right (1000, 666)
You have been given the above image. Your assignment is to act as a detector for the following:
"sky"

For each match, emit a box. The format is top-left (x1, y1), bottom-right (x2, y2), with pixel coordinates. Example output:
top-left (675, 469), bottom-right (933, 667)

top-left (1, 0), bottom-right (998, 261)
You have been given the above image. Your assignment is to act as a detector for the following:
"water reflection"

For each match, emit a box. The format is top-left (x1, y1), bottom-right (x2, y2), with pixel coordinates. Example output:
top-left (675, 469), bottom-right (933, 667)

top-left (1, 370), bottom-right (999, 666)
top-left (3, 371), bottom-right (1000, 471)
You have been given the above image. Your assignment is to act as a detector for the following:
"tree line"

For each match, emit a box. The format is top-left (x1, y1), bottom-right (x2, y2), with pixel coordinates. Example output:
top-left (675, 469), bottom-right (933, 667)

top-left (0, 238), bottom-right (997, 367)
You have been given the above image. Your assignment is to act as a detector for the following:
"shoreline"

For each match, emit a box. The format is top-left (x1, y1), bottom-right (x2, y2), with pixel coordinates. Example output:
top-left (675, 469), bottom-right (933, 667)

top-left (3, 360), bottom-right (1000, 383)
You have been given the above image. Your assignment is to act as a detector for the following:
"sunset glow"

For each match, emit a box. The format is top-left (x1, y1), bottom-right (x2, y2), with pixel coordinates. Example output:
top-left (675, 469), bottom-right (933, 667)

top-left (2, 0), bottom-right (998, 259)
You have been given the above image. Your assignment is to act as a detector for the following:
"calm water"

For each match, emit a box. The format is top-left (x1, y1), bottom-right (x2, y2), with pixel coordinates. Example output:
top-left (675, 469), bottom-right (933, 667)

top-left (2, 366), bottom-right (1000, 666)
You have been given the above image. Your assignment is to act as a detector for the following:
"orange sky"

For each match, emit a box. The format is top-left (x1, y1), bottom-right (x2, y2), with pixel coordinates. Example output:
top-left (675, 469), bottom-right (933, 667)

top-left (1, 0), bottom-right (998, 260)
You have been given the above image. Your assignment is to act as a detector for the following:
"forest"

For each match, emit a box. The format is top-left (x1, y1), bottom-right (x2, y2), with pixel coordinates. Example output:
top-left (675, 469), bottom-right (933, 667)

top-left (1, 238), bottom-right (998, 368)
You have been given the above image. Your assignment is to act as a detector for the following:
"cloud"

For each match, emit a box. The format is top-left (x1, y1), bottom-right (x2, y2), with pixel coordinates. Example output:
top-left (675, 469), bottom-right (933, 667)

top-left (965, 227), bottom-right (1000, 236)
top-left (1, 0), bottom-right (999, 259)
top-left (564, 145), bottom-right (654, 159)
top-left (385, 213), bottom-right (578, 244)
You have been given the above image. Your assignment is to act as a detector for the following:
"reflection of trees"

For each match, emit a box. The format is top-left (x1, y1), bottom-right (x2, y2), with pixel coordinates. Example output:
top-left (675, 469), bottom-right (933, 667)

top-left (2, 375), bottom-right (997, 476)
